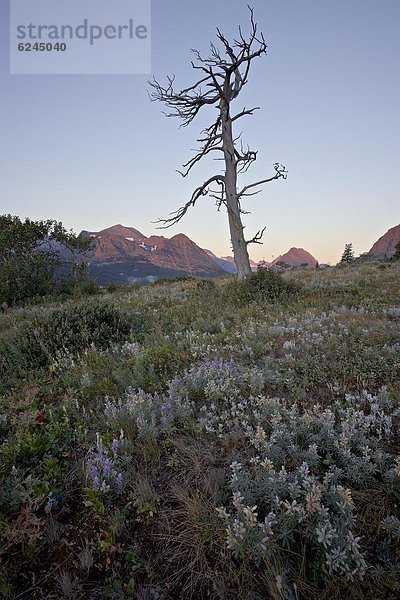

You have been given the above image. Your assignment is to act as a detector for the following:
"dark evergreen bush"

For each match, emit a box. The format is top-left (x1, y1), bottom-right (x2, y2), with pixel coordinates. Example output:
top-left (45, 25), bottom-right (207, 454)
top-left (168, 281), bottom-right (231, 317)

top-left (231, 267), bottom-right (300, 304)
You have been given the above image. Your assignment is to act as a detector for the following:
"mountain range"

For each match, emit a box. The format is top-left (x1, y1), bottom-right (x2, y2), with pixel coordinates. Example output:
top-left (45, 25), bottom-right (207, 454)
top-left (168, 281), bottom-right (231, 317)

top-left (77, 223), bottom-right (400, 284)
top-left (80, 225), bottom-right (227, 284)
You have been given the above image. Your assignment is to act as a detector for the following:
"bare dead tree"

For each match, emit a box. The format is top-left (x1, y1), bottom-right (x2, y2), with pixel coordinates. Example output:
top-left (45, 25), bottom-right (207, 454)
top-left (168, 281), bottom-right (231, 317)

top-left (149, 6), bottom-right (287, 280)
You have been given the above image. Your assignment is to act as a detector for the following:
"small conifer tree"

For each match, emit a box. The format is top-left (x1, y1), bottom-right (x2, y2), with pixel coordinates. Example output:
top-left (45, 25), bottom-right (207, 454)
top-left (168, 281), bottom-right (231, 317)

top-left (340, 243), bottom-right (355, 264)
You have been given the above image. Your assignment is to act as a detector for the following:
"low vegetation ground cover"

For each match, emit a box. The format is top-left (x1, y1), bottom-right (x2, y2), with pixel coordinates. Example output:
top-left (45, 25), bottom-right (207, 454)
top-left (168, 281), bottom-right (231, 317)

top-left (0, 263), bottom-right (399, 599)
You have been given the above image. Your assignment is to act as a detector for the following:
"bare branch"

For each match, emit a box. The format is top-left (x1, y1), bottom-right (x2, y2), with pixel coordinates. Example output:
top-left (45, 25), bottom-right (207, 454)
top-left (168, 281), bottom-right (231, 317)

top-left (153, 175), bottom-right (226, 228)
top-left (148, 5), bottom-right (267, 127)
top-left (246, 226), bottom-right (266, 245)
top-left (238, 164), bottom-right (288, 198)
top-left (235, 138), bottom-right (258, 174)
top-left (148, 74), bottom-right (221, 126)
top-left (232, 106), bottom-right (260, 122)
top-left (216, 5), bottom-right (267, 81)
top-left (239, 189), bottom-right (262, 198)
top-left (176, 116), bottom-right (224, 177)
top-left (209, 179), bottom-right (226, 210)
top-left (177, 144), bottom-right (224, 178)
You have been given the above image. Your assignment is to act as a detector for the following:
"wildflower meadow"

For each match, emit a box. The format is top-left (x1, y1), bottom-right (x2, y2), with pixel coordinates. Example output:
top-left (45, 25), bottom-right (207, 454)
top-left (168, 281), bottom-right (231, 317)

top-left (0, 263), bottom-right (399, 598)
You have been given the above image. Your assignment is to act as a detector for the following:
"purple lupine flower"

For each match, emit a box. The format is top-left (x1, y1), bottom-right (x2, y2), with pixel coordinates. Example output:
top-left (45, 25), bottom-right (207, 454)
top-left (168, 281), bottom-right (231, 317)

top-left (161, 401), bottom-right (172, 417)
top-left (112, 438), bottom-right (120, 455)
top-left (33, 328), bottom-right (41, 338)
top-left (115, 473), bottom-right (123, 488)
top-left (299, 461), bottom-right (309, 475)
top-left (102, 458), bottom-right (112, 478)
top-left (92, 475), bottom-right (101, 491)
top-left (136, 415), bottom-right (144, 428)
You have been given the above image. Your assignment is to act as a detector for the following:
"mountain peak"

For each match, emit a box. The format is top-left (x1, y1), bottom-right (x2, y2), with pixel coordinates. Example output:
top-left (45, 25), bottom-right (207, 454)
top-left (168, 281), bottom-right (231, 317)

top-left (170, 233), bottom-right (192, 243)
top-left (369, 224), bottom-right (400, 258)
top-left (96, 224), bottom-right (146, 239)
top-left (271, 247), bottom-right (318, 268)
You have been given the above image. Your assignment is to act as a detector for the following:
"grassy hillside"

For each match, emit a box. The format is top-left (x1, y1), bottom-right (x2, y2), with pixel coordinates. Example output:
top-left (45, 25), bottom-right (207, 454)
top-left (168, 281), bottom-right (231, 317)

top-left (0, 263), bottom-right (399, 599)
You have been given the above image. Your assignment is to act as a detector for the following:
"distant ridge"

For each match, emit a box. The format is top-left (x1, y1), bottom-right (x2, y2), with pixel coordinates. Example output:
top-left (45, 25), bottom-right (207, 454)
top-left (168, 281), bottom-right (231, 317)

top-left (270, 247), bottom-right (318, 268)
top-left (219, 255), bottom-right (259, 272)
top-left (80, 224), bottom-right (225, 284)
top-left (369, 224), bottom-right (400, 258)
top-left (203, 249), bottom-right (238, 274)
top-left (78, 225), bottom-right (322, 283)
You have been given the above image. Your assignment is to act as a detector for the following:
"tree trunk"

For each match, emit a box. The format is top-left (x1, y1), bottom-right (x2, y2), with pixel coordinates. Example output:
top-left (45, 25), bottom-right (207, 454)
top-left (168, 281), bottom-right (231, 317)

top-left (220, 100), bottom-right (252, 280)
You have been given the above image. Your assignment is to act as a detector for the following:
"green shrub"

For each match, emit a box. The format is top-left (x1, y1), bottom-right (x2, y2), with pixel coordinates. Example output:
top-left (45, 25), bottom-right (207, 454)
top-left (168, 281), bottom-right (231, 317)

top-left (195, 279), bottom-right (216, 291)
top-left (17, 300), bottom-right (136, 367)
top-left (0, 214), bottom-right (92, 305)
top-left (151, 276), bottom-right (197, 287)
top-left (123, 344), bottom-right (193, 393)
top-left (230, 267), bottom-right (300, 304)
top-left (106, 282), bottom-right (119, 293)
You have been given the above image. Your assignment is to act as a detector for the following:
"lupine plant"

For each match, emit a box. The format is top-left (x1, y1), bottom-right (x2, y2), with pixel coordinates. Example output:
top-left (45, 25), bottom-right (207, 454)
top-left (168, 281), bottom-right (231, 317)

top-left (104, 387), bottom-right (193, 437)
top-left (215, 387), bottom-right (399, 581)
top-left (85, 432), bottom-right (124, 494)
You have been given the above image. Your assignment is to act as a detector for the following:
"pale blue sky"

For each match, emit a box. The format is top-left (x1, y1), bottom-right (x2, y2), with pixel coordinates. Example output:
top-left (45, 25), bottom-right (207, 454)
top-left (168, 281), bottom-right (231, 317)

top-left (1, 0), bottom-right (399, 263)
